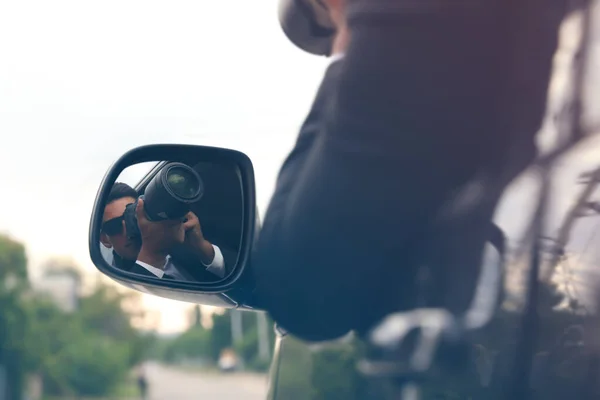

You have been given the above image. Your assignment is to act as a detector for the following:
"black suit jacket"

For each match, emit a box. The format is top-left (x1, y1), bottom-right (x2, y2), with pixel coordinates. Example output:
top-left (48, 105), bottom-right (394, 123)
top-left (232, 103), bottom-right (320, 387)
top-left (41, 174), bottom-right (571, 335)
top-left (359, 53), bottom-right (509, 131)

top-left (113, 254), bottom-right (164, 279)
top-left (252, 0), bottom-right (556, 341)
top-left (114, 248), bottom-right (235, 282)
top-left (126, 259), bottom-right (213, 281)
top-left (128, 262), bottom-right (160, 278)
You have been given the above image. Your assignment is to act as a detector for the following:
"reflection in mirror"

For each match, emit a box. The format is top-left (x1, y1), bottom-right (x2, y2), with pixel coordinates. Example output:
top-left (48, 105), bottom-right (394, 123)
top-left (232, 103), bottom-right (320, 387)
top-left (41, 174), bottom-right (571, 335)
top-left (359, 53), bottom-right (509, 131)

top-left (98, 158), bottom-right (243, 284)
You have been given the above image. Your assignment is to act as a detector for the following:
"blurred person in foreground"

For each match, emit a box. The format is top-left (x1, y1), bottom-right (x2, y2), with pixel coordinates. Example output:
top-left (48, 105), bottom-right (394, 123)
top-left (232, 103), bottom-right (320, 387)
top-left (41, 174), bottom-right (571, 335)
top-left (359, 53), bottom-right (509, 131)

top-left (100, 182), bottom-right (226, 279)
top-left (253, 0), bottom-right (567, 341)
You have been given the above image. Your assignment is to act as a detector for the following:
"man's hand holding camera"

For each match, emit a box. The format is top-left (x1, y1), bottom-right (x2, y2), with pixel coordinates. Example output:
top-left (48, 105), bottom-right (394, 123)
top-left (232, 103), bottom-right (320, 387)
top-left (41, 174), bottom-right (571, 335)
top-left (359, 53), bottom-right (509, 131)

top-left (135, 198), bottom-right (222, 275)
top-left (182, 211), bottom-right (216, 265)
top-left (102, 180), bottom-right (226, 279)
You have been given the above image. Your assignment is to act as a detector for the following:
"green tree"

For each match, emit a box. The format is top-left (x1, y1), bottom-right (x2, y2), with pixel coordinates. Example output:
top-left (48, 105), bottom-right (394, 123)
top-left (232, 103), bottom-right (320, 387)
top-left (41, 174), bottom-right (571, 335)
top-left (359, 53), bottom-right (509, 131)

top-left (0, 237), bottom-right (151, 398)
top-left (209, 311), bottom-right (233, 362)
top-left (22, 297), bottom-right (78, 394)
top-left (191, 305), bottom-right (203, 328)
top-left (77, 284), bottom-right (148, 366)
top-left (52, 334), bottom-right (131, 397)
top-left (164, 327), bottom-right (212, 363)
top-left (0, 234), bottom-right (29, 400)
top-left (234, 312), bottom-right (275, 371)
top-left (29, 260), bottom-right (148, 397)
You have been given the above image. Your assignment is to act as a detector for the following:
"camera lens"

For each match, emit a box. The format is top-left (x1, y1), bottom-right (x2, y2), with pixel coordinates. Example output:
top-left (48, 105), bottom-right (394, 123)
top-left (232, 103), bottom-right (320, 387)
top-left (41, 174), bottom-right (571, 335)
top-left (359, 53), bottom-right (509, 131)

top-left (142, 162), bottom-right (204, 221)
top-left (166, 166), bottom-right (201, 199)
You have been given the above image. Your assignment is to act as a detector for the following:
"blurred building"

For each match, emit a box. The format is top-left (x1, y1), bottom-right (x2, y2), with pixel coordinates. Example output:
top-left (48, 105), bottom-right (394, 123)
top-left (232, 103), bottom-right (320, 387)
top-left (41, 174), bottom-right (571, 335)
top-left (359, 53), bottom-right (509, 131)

top-left (31, 273), bottom-right (80, 313)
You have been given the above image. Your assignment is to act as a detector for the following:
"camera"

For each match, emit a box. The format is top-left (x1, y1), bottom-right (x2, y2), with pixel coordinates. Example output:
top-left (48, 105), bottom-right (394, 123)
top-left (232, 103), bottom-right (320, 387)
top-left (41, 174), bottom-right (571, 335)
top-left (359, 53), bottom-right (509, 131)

top-left (123, 162), bottom-right (204, 241)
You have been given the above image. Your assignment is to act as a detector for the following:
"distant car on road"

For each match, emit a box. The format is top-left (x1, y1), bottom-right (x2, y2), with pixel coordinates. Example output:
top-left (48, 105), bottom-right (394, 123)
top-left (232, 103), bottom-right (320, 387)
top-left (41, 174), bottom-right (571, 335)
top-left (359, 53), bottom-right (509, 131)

top-left (218, 348), bottom-right (240, 372)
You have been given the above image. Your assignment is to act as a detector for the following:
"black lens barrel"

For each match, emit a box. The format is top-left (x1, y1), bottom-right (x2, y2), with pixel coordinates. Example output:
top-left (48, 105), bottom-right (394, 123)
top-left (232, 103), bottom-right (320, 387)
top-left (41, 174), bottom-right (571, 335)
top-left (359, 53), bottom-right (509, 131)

top-left (143, 162), bottom-right (204, 221)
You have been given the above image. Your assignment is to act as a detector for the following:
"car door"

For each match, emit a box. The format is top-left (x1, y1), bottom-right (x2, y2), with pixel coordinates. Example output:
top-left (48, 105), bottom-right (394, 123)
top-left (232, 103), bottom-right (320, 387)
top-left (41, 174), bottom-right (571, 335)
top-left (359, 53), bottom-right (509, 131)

top-left (266, 4), bottom-right (599, 397)
top-left (264, 161), bottom-right (538, 399)
top-left (264, 144), bottom-right (600, 400)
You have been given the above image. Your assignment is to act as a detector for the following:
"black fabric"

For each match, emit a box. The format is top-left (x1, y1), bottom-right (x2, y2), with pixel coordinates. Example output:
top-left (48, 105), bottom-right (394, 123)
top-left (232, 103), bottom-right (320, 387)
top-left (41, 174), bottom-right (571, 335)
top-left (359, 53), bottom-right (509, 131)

top-left (111, 239), bottom-right (234, 282)
top-left (128, 262), bottom-right (159, 278)
top-left (127, 261), bottom-right (182, 280)
top-left (252, 0), bottom-right (561, 342)
top-left (120, 248), bottom-right (235, 282)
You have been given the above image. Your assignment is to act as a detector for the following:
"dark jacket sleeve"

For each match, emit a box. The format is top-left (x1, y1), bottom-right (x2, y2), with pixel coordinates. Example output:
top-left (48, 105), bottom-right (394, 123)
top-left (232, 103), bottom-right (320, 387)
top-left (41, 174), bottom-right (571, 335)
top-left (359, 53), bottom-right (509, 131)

top-left (253, 0), bottom-right (558, 341)
top-left (219, 245), bottom-right (239, 277)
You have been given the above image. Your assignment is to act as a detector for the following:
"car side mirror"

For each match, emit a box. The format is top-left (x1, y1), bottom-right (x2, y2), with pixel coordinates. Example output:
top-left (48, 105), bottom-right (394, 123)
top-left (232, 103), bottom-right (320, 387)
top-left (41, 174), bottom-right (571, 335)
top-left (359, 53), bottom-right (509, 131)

top-left (88, 144), bottom-right (258, 308)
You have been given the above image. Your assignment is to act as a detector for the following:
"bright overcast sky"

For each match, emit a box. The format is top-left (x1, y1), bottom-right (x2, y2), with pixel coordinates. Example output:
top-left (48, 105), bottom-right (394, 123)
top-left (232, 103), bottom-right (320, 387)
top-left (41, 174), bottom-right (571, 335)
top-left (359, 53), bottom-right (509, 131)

top-left (0, 0), bottom-right (327, 332)
top-left (1, 2), bottom-right (599, 333)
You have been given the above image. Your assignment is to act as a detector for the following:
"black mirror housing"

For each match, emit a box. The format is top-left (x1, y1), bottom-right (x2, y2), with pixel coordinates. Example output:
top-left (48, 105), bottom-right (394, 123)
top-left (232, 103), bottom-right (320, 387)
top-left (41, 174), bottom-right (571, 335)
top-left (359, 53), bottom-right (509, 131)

top-left (89, 144), bottom-right (258, 307)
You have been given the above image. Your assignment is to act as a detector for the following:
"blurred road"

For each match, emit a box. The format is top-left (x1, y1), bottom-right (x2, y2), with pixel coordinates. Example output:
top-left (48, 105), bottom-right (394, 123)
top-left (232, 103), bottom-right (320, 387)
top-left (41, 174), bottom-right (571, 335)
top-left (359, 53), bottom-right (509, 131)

top-left (144, 362), bottom-right (268, 400)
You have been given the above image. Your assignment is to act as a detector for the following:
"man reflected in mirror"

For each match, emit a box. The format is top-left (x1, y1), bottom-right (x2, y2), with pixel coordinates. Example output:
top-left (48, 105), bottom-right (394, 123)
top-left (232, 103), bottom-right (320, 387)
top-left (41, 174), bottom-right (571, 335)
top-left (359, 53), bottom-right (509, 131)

top-left (134, 197), bottom-right (226, 279)
top-left (100, 183), bottom-right (142, 268)
top-left (100, 182), bottom-right (226, 280)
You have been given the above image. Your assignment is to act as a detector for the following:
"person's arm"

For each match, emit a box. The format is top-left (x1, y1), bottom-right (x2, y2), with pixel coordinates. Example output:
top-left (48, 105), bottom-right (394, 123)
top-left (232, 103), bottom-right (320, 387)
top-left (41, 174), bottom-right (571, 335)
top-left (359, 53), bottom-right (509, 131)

top-left (193, 239), bottom-right (216, 265)
top-left (253, 0), bottom-right (560, 341)
top-left (181, 212), bottom-right (226, 277)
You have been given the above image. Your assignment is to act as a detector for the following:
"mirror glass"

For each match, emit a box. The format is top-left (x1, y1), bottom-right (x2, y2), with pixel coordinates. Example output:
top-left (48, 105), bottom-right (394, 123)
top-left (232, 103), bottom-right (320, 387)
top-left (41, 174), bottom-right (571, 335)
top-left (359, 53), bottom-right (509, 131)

top-left (97, 158), bottom-right (243, 283)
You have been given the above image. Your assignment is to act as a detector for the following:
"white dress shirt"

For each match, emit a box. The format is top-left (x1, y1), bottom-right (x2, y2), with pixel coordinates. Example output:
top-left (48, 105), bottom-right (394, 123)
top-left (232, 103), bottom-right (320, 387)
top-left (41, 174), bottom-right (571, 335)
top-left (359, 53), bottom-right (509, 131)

top-left (136, 244), bottom-right (226, 279)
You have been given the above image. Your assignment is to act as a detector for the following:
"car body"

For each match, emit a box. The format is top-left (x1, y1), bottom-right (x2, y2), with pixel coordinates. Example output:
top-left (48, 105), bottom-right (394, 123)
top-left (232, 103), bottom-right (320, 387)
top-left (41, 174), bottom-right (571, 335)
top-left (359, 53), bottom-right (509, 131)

top-left (108, 134), bottom-right (600, 399)
top-left (260, 134), bottom-right (600, 399)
